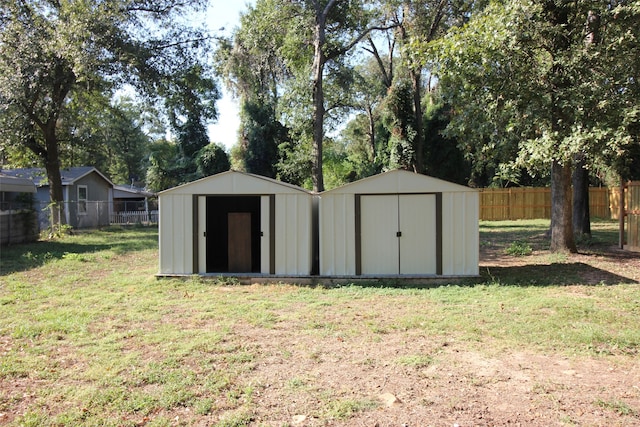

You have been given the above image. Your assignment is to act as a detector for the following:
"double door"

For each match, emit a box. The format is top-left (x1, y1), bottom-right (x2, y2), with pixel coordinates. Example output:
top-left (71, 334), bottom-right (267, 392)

top-left (359, 194), bottom-right (437, 275)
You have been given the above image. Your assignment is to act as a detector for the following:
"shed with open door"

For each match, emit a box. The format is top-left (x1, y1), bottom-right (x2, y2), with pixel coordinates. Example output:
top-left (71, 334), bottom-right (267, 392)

top-left (158, 171), bottom-right (313, 276)
top-left (319, 169), bottom-right (479, 277)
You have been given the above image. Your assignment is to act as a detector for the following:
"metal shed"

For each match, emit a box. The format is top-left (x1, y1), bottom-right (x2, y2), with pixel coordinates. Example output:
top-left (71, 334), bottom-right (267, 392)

top-left (158, 170), bottom-right (314, 276)
top-left (319, 170), bottom-right (479, 277)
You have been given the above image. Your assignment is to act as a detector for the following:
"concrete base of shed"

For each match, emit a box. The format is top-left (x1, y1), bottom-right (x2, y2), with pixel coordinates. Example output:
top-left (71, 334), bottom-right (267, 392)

top-left (156, 273), bottom-right (480, 287)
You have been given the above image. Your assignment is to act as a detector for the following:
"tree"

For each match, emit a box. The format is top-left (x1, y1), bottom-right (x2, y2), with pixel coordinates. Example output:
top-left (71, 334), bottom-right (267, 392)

top-left (0, 0), bottom-right (215, 228)
top-left (223, 0), bottom-right (391, 192)
top-left (421, 0), bottom-right (640, 252)
top-left (196, 143), bottom-right (231, 177)
top-left (62, 94), bottom-right (151, 185)
top-left (215, 0), bottom-right (292, 179)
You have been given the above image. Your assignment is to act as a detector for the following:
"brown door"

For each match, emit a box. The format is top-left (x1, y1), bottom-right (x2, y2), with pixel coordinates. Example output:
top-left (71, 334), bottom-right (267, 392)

top-left (228, 212), bottom-right (252, 272)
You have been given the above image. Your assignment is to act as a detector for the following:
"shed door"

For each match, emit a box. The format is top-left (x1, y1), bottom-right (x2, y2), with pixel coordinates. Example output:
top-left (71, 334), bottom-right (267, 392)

top-left (360, 194), bottom-right (437, 275)
top-left (360, 195), bottom-right (399, 274)
top-left (399, 194), bottom-right (436, 274)
top-left (228, 212), bottom-right (252, 272)
top-left (199, 196), bottom-right (261, 273)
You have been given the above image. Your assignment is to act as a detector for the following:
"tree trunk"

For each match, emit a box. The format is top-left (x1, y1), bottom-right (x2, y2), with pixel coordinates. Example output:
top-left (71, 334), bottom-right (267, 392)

top-left (572, 155), bottom-right (591, 238)
top-left (311, 7), bottom-right (327, 193)
top-left (550, 160), bottom-right (577, 253)
top-left (43, 124), bottom-right (67, 230)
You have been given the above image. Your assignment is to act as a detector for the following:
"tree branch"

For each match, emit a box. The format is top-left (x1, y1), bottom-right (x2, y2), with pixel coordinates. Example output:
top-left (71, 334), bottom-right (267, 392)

top-left (328, 24), bottom-right (400, 60)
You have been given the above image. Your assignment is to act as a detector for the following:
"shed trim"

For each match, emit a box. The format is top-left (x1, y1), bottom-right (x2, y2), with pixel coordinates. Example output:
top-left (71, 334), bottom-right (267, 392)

top-left (193, 195), bottom-right (199, 273)
top-left (355, 194), bottom-right (362, 275)
top-left (158, 170), bottom-right (312, 196)
top-left (435, 192), bottom-right (443, 275)
top-left (269, 194), bottom-right (276, 274)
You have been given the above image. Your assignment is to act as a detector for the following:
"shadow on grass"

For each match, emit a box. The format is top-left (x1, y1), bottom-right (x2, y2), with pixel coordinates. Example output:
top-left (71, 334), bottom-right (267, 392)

top-left (479, 263), bottom-right (638, 286)
top-left (0, 226), bottom-right (158, 276)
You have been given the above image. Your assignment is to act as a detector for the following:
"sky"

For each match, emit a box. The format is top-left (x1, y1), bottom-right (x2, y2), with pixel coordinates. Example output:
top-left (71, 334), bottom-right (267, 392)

top-left (205, 1), bottom-right (256, 150)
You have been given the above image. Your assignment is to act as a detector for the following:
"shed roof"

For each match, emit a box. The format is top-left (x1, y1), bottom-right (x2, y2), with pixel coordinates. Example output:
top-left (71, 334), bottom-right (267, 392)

top-left (321, 169), bottom-right (476, 195)
top-left (0, 167), bottom-right (113, 187)
top-left (159, 170), bottom-right (312, 196)
top-left (0, 174), bottom-right (37, 193)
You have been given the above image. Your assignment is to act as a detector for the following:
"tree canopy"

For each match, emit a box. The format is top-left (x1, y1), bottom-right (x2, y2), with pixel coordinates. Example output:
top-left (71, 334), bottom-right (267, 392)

top-left (0, 0), bottom-right (218, 225)
top-left (413, 0), bottom-right (640, 251)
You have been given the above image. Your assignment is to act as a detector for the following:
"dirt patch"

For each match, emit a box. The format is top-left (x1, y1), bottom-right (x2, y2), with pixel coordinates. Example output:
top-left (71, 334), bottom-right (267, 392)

top-left (240, 332), bottom-right (640, 426)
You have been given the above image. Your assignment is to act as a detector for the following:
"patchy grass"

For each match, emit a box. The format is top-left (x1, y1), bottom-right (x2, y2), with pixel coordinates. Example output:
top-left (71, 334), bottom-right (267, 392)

top-left (1, 222), bottom-right (639, 426)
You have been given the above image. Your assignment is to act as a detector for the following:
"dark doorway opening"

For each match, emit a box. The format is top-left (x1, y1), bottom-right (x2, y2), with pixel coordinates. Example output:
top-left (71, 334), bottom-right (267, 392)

top-left (206, 196), bottom-right (261, 273)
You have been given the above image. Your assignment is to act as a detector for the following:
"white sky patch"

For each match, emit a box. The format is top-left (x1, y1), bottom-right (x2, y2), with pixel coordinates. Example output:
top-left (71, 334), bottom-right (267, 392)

top-left (206, 1), bottom-right (255, 150)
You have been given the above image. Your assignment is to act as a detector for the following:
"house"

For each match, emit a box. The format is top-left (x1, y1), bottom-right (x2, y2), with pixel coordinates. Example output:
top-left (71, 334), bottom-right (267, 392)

top-left (111, 185), bottom-right (157, 225)
top-left (158, 170), bottom-right (314, 276)
top-left (0, 174), bottom-right (38, 244)
top-left (0, 167), bottom-right (114, 229)
top-left (318, 169), bottom-right (479, 277)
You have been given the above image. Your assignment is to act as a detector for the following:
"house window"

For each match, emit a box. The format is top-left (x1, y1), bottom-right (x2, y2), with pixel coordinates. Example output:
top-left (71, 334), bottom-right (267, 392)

top-left (78, 185), bottom-right (88, 215)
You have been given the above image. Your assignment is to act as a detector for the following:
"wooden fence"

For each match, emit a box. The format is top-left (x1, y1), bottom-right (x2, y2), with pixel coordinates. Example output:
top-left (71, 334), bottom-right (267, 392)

top-left (627, 182), bottom-right (640, 250)
top-left (479, 187), bottom-right (618, 221)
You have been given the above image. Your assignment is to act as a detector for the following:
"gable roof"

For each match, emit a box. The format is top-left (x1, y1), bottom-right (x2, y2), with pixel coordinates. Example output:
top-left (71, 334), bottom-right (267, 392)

top-left (0, 167), bottom-right (114, 188)
top-left (321, 169), bottom-right (476, 195)
top-left (0, 174), bottom-right (37, 193)
top-left (159, 170), bottom-right (312, 196)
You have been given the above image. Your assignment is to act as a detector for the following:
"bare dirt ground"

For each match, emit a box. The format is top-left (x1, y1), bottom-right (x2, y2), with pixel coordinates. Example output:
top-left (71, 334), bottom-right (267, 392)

top-left (225, 239), bottom-right (640, 427)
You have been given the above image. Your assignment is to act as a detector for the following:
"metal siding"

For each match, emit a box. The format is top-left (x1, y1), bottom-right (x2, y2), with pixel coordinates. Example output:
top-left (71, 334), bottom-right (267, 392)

top-left (442, 192), bottom-right (479, 275)
top-left (274, 194), bottom-right (311, 275)
top-left (260, 196), bottom-right (270, 274)
top-left (399, 194), bottom-right (437, 274)
top-left (466, 192), bottom-right (480, 275)
top-left (158, 195), bottom-right (169, 273)
top-left (298, 196), bottom-right (312, 274)
top-left (169, 194), bottom-right (193, 274)
top-left (183, 195), bottom-right (194, 274)
top-left (360, 195), bottom-right (399, 274)
top-left (442, 193), bottom-right (464, 275)
top-left (319, 194), bottom-right (355, 275)
top-left (198, 196), bottom-right (207, 274)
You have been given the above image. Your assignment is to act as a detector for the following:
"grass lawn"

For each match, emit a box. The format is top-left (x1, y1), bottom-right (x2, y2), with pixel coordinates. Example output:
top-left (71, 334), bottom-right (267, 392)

top-left (0, 221), bottom-right (639, 426)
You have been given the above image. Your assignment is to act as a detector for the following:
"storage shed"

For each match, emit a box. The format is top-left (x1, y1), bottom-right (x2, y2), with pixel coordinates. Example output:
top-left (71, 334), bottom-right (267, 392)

top-left (319, 170), bottom-right (479, 277)
top-left (158, 171), bottom-right (314, 276)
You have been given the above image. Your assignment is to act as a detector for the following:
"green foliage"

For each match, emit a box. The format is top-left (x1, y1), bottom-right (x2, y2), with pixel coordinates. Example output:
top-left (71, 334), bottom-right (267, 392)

top-left (420, 0), bottom-right (640, 179)
top-left (0, 0), bottom-right (215, 199)
top-left (381, 81), bottom-right (416, 170)
top-left (145, 140), bottom-right (176, 192)
top-left (196, 143), bottom-right (231, 178)
top-left (504, 240), bottom-right (533, 257)
top-left (240, 101), bottom-right (287, 178)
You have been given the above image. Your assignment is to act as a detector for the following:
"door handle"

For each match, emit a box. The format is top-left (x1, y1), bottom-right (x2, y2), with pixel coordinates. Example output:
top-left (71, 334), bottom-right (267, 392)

top-left (396, 231), bottom-right (402, 237)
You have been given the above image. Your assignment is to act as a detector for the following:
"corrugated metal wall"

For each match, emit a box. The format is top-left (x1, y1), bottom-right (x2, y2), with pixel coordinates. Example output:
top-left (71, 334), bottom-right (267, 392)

top-left (159, 170), bottom-right (478, 277)
top-left (159, 194), bottom-right (193, 275)
top-left (442, 192), bottom-right (479, 276)
top-left (275, 194), bottom-right (312, 275)
top-left (158, 171), bottom-right (313, 276)
top-left (318, 170), bottom-right (479, 277)
top-left (319, 193), bottom-right (356, 275)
